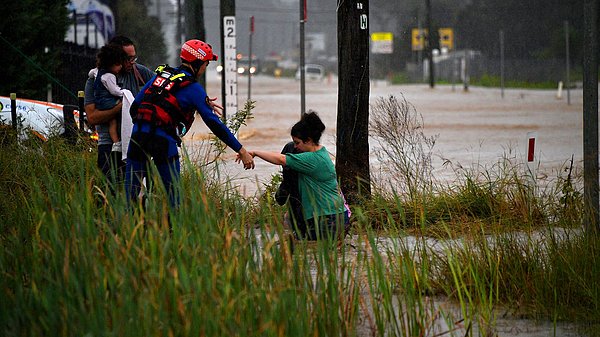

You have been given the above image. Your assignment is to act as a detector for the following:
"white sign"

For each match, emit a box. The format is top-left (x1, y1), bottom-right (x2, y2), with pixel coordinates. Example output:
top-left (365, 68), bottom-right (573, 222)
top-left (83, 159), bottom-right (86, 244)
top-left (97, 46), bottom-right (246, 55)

top-left (371, 32), bottom-right (393, 54)
top-left (360, 14), bottom-right (368, 30)
top-left (223, 16), bottom-right (237, 116)
top-left (306, 32), bottom-right (326, 52)
top-left (371, 41), bottom-right (393, 54)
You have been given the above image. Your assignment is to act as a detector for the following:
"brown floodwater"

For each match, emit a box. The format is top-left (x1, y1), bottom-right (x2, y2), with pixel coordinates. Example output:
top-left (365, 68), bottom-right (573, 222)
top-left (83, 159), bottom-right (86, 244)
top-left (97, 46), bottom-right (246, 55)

top-left (184, 72), bottom-right (583, 196)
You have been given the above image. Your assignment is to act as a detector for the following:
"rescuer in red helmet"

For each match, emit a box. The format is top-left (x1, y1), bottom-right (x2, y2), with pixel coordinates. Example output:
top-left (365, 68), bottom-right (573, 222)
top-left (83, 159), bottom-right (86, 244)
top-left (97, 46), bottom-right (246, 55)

top-left (126, 39), bottom-right (254, 212)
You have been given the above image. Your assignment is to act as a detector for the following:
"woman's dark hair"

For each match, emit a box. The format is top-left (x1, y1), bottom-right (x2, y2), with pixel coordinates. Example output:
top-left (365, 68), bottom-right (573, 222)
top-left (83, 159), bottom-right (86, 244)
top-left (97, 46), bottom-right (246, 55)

top-left (291, 110), bottom-right (325, 144)
top-left (97, 44), bottom-right (127, 70)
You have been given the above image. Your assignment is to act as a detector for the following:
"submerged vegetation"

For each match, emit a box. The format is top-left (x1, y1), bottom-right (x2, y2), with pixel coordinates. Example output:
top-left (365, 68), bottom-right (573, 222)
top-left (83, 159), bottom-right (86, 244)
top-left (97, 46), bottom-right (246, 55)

top-left (1, 97), bottom-right (599, 336)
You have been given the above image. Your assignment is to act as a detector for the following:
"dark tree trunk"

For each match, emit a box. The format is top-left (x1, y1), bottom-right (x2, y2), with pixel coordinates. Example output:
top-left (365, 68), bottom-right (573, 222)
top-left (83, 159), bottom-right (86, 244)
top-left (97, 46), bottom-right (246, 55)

top-left (426, 0), bottom-right (435, 88)
top-left (583, 0), bottom-right (599, 232)
top-left (185, 0), bottom-right (207, 87)
top-left (336, 0), bottom-right (371, 204)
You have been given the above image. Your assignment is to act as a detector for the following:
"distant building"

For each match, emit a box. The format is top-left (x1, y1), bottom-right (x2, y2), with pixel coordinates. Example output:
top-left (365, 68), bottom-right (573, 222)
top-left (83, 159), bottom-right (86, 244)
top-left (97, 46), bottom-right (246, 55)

top-left (65, 0), bottom-right (115, 49)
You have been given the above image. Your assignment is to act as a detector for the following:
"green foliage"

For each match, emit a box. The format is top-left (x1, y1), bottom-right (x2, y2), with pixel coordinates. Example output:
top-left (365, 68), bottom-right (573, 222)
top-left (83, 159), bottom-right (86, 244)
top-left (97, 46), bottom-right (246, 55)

top-left (472, 74), bottom-right (558, 89)
top-left (0, 138), bottom-right (361, 336)
top-left (360, 93), bottom-right (594, 331)
top-left (0, 134), bottom-right (96, 229)
top-left (1, 92), bottom-right (596, 336)
top-left (211, 99), bottom-right (255, 157)
top-left (363, 156), bottom-right (584, 236)
top-left (370, 95), bottom-right (438, 203)
top-left (432, 226), bottom-right (600, 329)
top-left (0, 0), bottom-right (70, 99)
top-left (389, 72), bottom-right (412, 85)
top-left (0, 124), bottom-right (597, 336)
top-left (367, 94), bottom-right (583, 234)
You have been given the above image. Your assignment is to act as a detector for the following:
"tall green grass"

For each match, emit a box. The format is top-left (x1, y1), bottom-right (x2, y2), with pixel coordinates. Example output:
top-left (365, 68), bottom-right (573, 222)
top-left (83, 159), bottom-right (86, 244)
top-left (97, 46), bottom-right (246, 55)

top-left (1, 136), bottom-right (367, 336)
top-left (2, 111), bottom-right (599, 336)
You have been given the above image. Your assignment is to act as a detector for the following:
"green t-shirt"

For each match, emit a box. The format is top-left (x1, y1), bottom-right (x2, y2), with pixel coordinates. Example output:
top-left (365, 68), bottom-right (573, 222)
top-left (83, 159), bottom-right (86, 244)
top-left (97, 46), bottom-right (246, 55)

top-left (285, 146), bottom-right (346, 220)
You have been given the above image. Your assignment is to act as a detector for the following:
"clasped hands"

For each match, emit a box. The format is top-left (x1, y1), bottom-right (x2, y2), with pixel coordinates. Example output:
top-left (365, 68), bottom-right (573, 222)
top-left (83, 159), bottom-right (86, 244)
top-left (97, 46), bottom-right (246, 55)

top-left (236, 147), bottom-right (255, 170)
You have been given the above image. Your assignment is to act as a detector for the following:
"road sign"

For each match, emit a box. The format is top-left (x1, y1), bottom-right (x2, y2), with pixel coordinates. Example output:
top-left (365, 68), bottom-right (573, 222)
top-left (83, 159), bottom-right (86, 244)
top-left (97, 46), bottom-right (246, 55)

top-left (360, 14), bottom-right (368, 30)
top-left (223, 16), bottom-right (237, 116)
top-left (439, 28), bottom-right (454, 51)
top-left (371, 32), bottom-right (393, 41)
top-left (371, 32), bottom-right (393, 54)
top-left (411, 28), bottom-right (427, 51)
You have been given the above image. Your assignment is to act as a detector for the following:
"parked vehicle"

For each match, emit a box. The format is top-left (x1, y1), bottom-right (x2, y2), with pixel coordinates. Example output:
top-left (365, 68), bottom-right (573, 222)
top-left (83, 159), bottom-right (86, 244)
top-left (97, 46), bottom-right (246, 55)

top-left (295, 64), bottom-right (325, 81)
top-left (0, 96), bottom-right (89, 141)
top-left (237, 57), bottom-right (260, 75)
top-left (215, 57), bottom-right (261, 76)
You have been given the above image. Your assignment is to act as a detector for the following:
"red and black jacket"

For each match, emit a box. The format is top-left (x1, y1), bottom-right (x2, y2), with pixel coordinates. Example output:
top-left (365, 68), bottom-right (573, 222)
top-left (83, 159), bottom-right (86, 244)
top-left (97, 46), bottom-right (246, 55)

top-left (131, 65), bottom-right (196, 139)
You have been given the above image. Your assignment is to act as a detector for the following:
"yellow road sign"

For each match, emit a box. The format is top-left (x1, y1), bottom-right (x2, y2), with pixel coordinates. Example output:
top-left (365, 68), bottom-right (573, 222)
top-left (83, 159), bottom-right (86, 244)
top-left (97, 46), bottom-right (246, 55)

top-left (371, 32), bottom-right (393, 41)
top-left (438, 28), bottom-right (454, 50)
top-left (411, 28), bottom-right (427, 51)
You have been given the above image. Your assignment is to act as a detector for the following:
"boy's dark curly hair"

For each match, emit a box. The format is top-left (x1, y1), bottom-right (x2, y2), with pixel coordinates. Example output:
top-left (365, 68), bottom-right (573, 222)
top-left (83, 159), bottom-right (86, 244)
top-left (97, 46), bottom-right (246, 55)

top-left (96, 44), bottom-right (127, 70)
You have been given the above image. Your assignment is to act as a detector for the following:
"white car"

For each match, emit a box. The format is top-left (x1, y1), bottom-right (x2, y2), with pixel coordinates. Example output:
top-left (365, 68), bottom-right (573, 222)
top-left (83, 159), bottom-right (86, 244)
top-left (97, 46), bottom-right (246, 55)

top-left (295, 64), bottom-right (325, 81)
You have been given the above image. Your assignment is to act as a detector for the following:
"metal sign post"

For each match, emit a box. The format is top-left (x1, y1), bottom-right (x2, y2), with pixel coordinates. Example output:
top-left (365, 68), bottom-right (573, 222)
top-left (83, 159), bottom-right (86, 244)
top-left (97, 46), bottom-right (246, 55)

top-left (500, 30), bottom-right (505, 98)
top-left (10, 93), bottom-right (17, 133)
top-left (565, 20), bottom-right (571, 105)
top-left (248, 16), bottom-right (254, 101)
top-left (222, 16), bottom-right (237, 120)
top-left (299, 0), bottom-right (306, 117)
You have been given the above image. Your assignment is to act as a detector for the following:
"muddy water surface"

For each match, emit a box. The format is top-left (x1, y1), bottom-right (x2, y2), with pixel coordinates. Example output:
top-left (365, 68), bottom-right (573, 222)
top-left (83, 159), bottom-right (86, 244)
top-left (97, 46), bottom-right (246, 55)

top-left (184, 73), bottom-right (583, 196)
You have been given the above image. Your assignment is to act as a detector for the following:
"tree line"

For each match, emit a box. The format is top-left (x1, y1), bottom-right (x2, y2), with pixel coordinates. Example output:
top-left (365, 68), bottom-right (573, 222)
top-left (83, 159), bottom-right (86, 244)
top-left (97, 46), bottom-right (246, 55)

top-left (0, 0), bottom-right (167, 102)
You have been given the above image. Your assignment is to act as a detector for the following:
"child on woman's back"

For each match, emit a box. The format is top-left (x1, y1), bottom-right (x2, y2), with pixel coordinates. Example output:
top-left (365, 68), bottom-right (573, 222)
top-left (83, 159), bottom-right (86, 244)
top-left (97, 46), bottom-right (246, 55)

top-left (89, 44), bottom-right (128, 152)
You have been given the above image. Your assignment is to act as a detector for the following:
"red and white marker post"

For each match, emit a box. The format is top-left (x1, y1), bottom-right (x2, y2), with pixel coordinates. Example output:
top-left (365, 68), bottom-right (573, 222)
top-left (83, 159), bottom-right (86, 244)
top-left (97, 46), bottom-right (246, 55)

top-left (526, 131), bottom-right (538, 180)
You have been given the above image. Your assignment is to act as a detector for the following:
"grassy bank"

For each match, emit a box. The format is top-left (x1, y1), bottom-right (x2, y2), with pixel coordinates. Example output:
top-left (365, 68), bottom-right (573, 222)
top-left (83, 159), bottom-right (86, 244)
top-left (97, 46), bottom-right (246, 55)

top-left (1, 119), bottom-right (599, 336)
top-left (389, 72), bottom-right (576, 89)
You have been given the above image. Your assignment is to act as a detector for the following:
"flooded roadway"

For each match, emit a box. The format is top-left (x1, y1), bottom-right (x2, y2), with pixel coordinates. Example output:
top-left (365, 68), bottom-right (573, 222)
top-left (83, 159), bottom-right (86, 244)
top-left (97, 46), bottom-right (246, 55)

top-left (183, 72), bottom-right (583, 196)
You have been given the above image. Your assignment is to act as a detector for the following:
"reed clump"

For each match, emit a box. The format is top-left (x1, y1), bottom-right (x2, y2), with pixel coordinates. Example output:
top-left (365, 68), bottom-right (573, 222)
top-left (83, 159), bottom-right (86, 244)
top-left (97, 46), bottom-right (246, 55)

top-left (363, 95), bottom-right (597, 335)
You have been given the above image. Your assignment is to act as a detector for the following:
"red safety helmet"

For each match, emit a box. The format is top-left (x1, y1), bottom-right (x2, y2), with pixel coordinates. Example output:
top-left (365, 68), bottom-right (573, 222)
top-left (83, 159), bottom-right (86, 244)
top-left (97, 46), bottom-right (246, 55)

top-left (180, 39), bottom-right (218, 63)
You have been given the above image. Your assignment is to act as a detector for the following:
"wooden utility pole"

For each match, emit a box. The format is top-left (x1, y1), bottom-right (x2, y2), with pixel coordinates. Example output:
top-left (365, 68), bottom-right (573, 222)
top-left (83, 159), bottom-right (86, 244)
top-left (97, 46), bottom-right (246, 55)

top-left (583, 0), bottom-right (599, 233)
top-left (299, 0), bottom-right (306, 116)
top-left (565, 20), bottom-right (571, 105)
top-left (185, 0), bottom-right (207, 87)
top-left (248, 16), bottom-right (254, 101)
top-left (336, 0), bottom-right (371, 203)
top-left (500, 30), bottom-right (504, 98)
top-left (177, 0), bottom-right (183, 45)
top-left (425, 0), bottom-right (435, 88)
